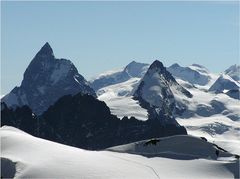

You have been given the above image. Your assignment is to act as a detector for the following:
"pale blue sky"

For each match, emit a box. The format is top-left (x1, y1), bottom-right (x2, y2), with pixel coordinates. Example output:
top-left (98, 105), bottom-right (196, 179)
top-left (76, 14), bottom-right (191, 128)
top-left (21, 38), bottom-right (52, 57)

top-left (1, 1), bottom-right (239, 95)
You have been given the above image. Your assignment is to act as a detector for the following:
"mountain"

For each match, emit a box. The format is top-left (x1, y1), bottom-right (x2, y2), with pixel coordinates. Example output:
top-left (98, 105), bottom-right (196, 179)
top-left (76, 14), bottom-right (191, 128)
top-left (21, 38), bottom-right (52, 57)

top-left (134, 60), bottom-right (192, 122)
top-left (90, 61), bottom-right (149, 91)
top-left (224, 64), bottom-right (240, 82)
top-left (91, 60), bottom-right (240, 155)
top-left (209, 74), bottom-right (240, 93)
top-left (167, 63), bottom-right (213, 86)
top-left (1, 42), bottom-right (96, 114)
top-left (1, 92), bottom-right (187, 150)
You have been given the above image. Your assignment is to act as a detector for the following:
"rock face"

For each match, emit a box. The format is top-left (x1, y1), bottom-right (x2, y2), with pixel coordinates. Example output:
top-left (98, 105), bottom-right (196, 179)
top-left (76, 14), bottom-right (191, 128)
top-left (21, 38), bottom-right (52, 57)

top-left (226, 89), bottom-right (240, 100)
top-left (209, 74), bottom-right (240, 93)
top-left (167, 63), bottom-right (211, 86)
top-left (134, 60), bottom-right (192, 122)
top-left (1, 43), bottom-right (96, 114)
top-left (90, 61), bottom-right (149, 91)
top-left (224, 64), bottom-right (240, 82)
top-left (1, 93), bottom-right (187, 150)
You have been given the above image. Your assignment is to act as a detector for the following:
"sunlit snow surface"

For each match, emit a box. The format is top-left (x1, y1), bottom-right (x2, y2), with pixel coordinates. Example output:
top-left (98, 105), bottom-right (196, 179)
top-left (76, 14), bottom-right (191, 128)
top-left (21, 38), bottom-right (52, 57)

top-left (1, 126), bottom-right (239, 179)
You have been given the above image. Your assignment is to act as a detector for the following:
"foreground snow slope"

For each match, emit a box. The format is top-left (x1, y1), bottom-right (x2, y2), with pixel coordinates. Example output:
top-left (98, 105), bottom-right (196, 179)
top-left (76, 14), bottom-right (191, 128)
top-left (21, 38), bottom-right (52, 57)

top-left (1, 126), bottom-right (239, 179)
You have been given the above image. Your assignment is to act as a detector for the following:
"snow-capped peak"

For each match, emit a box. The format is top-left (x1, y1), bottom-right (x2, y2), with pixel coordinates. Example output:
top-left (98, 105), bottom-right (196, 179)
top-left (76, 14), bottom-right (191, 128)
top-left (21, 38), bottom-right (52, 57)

top-left (146, 60), bottom-right (176, 82)
top-left (209, 74), bottom-right (240, 93)
top-left (123, 61), bottom-right (149, 78)
top-left (167, 63), bottom-right (213, 86)
top-left (224, 64), bottom-right (240, 82)
top-left (134, 60), bottom-right (192, 122)
top-left (169, 63), bottom-right (181, 69)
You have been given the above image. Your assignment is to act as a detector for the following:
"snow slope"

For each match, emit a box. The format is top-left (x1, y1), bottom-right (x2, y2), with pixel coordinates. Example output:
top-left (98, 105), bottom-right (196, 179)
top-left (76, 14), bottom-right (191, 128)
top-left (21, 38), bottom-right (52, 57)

top-left (167, 63), bottom-right (210, 86)
top-left (1, 126), bottom-right (239, 179)
top-left (176, 79), bottom-right (239, 118)
top-left (167, 63), bottom-right (218, 89)
top-left (175, 79), bottom-right (240, 155)
top-left (98, 78), bottom-right (148, 120)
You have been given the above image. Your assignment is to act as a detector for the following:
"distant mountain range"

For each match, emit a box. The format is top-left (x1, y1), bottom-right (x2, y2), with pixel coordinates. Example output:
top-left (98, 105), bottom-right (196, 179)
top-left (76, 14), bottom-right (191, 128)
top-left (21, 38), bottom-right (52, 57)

top-left (1, 42), bottom-right (239, 153)
top-left (94, 60), bottom-right (239, 117)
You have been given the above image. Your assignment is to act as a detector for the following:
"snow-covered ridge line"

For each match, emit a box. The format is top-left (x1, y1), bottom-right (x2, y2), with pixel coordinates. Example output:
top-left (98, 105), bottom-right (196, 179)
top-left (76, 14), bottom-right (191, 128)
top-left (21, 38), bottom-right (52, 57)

top-left (89, 61), bottom-right (149, 91)
top-left (90, 68), bottom-right (124, 82)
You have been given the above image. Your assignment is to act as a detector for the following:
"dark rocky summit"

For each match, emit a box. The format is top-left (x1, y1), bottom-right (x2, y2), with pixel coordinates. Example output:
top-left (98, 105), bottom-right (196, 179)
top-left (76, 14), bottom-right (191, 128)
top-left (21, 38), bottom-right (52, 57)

top-left (1, 43), bottom-right (96, 114)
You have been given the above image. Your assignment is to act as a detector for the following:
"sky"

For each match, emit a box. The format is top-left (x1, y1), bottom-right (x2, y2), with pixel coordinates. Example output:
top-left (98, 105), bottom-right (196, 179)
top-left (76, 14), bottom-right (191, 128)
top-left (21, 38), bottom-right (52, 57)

top-left (1, 1), bottom-right (239, 95)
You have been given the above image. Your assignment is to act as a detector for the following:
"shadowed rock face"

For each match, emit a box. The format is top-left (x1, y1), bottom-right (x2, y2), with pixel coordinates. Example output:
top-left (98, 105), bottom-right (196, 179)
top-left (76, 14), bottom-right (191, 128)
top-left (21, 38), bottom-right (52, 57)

top-left (1, 92), bottom-right (187, 150)
top-left (1, 158), bottom-right (16, 179)
top-left (226, 89), bottom-right (240, 100)
top-left (1, 43), bottom-right (96, 114)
